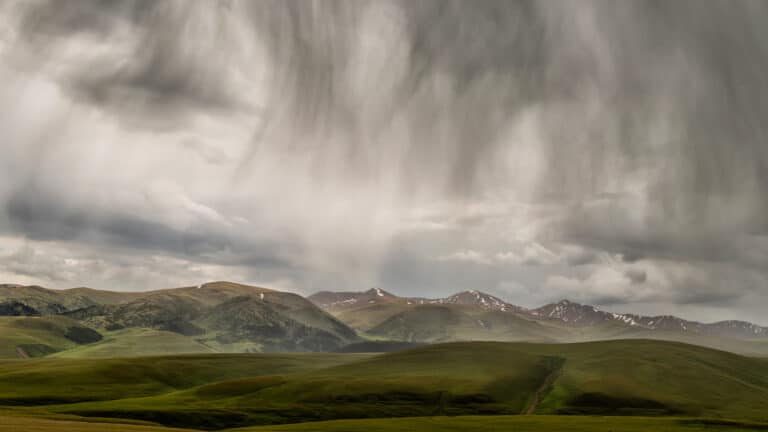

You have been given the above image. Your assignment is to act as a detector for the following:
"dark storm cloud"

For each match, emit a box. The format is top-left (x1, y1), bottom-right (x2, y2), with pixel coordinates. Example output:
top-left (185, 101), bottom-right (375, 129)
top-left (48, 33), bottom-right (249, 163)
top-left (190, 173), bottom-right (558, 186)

top-left (14, 1), bottom-right (768, 212)
top-left (14, 0), bottom-right (254, 129)
top-left (238, 0), bottom-right (768, 220)
top-left (235, 1), bottom-right (547, 193)
top-left (18, 0), bottom-right (153, 38)
top-left (565, 248), bottom-right (599, 267)
top-left (611, 262), bottom-right (756, 307)
top-left (623, 269), bottom-right (646, 285)
top-left (3, 184), bottom-right (291, 270)
top-left (560, 196), bottom-right (767, 270)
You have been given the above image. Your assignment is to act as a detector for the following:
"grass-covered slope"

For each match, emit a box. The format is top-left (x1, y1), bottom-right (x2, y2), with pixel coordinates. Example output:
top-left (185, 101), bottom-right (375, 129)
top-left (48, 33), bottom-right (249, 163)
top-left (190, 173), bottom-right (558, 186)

top-left (50, 328), bottom-right (215, 358)
top-left (531, 340), bottom-right (768, 419)
top-left (331, 303), bottom-right (410, 332)
top-left (0, 352), bottom-right (371, 405)
top-left (367, 304), bottom-right (560, 343)
top-left (602, 327), bottom-right (768, 357)
top-left (286, 340), bottom-right (768, 421)
top-left (3, 340), bottom-right (765, 429)
top-left (0, 316), bottom-right (102, 358)
top-left (0, 284), bottom-right (100, 314)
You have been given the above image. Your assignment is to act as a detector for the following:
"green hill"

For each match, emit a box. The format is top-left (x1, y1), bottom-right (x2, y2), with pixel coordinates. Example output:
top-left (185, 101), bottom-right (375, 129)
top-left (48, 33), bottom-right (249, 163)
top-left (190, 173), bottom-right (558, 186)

top-left (50, 328), bottom-right (215, 358)
top-left (0, 285), bottom-right (98, 314)
top-left (0, 352), bottom-right (371, 405)
top-left (599, 327), bottom-right (768, 357)
top-left (333, 303), bottom-right (412, 331)
top-left (367, 304), bottom-right (561, 343)
top-left (0, 316), bottom-right (102, 358)
top-left (2, 340), bottom-right (766, 429)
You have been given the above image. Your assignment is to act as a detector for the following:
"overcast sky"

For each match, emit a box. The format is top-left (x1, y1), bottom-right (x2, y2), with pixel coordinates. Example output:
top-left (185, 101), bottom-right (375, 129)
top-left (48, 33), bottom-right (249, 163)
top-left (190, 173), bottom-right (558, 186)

top-left (0, 1), bottom-right (766, 324)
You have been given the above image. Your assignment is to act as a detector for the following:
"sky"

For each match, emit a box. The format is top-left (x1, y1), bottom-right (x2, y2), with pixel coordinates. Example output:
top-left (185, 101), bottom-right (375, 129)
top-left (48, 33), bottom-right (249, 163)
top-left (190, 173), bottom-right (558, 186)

top-left (0, 1), bottom-right (766, 324)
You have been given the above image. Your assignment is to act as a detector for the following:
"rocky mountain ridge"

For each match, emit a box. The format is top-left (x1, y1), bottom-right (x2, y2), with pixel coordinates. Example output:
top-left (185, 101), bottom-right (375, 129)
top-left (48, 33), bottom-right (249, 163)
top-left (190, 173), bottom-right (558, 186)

top-left (310, 289), bottom-right (768, 341)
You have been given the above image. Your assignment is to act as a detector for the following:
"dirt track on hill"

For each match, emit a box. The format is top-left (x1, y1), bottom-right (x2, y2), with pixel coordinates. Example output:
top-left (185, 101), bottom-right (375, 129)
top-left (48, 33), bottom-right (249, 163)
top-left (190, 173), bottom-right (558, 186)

top-left (523, 357), bottom-right (564, 414)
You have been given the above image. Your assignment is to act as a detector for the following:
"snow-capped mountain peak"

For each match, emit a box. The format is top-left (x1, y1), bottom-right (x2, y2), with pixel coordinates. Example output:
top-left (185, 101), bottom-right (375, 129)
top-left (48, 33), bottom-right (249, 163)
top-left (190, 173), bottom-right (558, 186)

top-left (430, 290), bottom-right (525, 312)
top-left (531, 299), bottom-right (610, 325)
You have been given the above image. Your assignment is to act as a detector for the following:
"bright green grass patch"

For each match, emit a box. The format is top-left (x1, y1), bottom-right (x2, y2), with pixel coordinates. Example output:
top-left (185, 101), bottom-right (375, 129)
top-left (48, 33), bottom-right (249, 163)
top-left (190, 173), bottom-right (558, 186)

top-left (50, 328), bottom-right (215, 358)
top-left (0, 316), bottom-right (85, 357)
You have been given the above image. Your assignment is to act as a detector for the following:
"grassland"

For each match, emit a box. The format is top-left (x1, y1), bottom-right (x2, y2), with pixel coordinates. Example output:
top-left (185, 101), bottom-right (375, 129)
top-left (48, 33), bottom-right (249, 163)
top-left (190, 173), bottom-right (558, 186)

top-left (1, 340), bottom-right (767, 430)
top-left (0, 316), bottom-right (90, 357)
top-left (50, 328), bottom-right (215, 358)
top-left (0, 352), bottom-right (371, 405)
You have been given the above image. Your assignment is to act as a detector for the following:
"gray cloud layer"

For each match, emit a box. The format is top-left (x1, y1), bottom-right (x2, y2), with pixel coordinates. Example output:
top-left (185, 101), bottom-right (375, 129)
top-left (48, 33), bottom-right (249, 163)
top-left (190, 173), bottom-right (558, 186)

top-left (0, 1), bottom-right (766, 323)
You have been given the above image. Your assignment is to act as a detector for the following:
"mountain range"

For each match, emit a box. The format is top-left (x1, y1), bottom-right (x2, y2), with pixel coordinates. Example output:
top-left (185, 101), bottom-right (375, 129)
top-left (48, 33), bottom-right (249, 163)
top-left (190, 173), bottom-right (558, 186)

top-left (0, 282), bottom-right (358, 356)
top-left (309, 288), bottom-right (768, 355)
top-left (1, 282), bottom-right (767, 358)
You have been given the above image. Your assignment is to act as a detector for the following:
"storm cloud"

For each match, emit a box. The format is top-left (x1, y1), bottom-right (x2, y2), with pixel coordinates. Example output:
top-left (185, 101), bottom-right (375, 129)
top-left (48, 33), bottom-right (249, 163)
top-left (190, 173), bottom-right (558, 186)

top-left (0, 1), bottom-right (766, 324)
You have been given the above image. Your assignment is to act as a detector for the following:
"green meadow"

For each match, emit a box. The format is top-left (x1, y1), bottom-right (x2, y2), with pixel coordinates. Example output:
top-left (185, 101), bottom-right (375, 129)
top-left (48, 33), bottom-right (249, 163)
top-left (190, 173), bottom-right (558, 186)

top-left (1, 339), bottom-right (767, 430)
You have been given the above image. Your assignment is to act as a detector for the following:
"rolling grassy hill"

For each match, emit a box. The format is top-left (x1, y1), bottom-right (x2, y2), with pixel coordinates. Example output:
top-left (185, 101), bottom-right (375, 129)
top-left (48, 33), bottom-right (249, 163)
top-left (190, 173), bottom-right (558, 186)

top-left (0, 316), bottom-right (102, 358)
top-left (0, 352), bottom-right (371, 405)
top-left (49, 328), bottom-right (216, 358)
top-left (530, 340), bottom-right (768, 418)
top-left (1, 340), bottom-right (766, 429)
